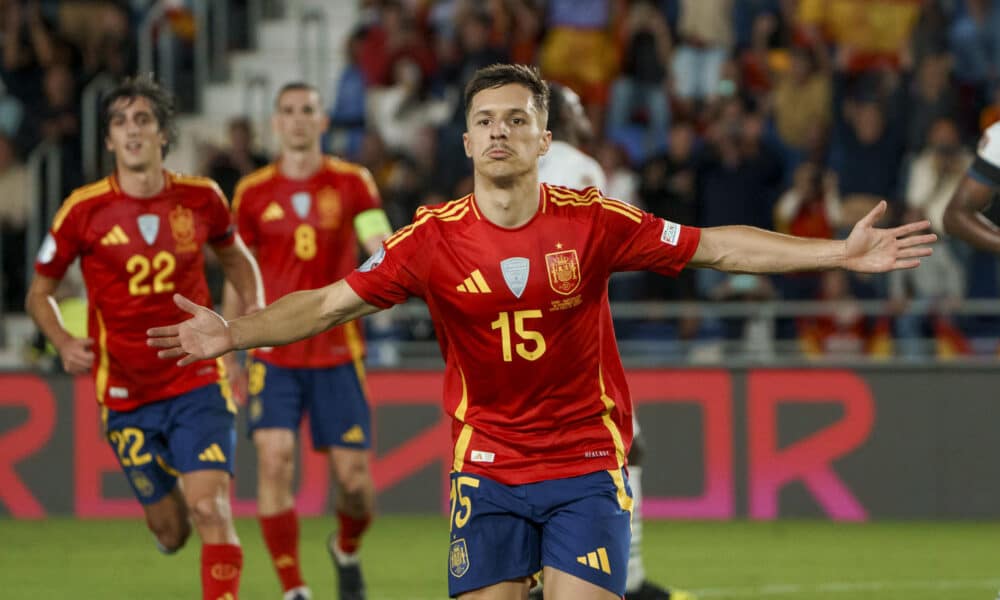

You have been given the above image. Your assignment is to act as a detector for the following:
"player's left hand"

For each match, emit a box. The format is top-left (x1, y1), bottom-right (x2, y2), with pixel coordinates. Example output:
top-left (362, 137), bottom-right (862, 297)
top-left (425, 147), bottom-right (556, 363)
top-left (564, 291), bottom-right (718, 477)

top-left (843, 201), bottom-right (937, 272)
top-left (147, 294), bottom-right (234, 366)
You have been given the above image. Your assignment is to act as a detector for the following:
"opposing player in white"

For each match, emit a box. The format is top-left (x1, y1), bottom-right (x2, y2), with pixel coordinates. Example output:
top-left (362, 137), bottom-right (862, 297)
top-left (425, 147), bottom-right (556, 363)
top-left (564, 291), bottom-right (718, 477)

top-left (536, 82), bottom-right (693, 600)
top-left (944, 120), bottom-right (1000, 250)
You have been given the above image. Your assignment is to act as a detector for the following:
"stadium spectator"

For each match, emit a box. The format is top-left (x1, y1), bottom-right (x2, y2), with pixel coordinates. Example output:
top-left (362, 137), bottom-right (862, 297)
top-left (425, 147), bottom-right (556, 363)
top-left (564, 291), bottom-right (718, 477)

top-left (202, 116), bottom-right (268, 201)
top-left (367, 57), bottom-right (449, 157)
top-left (671, 0), bottom-right (734, 114)
top-left (770, 45), bottom-right (831, 158)
top-left (357, 0), bottom-right (436, 87)
top-left (606, 0), bottom-right (672, 159)
top-left (27, 75), bottom-right (263, 600)
top-left (0, 132), bottom-right (27, 311)
top-left (904, 52), bottom-right (959, 154)
top-left (224, 82), bottom-right (392, 600)
top-left (149, 64), bottom-right (935, 600)
top-left (326, 29), bottom-right (370, 158)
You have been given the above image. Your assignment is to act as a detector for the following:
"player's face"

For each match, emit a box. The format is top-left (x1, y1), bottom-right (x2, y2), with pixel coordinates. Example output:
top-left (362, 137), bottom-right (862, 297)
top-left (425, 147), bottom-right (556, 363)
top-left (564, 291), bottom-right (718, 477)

top-left (463, 84), bottom-right (551, 183)
top-left (273, 88), bottom-right (328, 153)
top-left (104, 96), bottom-right (166, 172)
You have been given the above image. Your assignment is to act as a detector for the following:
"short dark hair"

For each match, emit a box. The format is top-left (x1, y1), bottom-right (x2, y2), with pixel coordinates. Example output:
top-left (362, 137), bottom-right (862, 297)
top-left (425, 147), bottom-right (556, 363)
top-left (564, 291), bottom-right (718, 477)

top-left (463, 63), bottom-right (549, 121)
top-left (275, 81), bottom-right (320, 107)
top-left (546, 81), bottom-right (569, 141)
top-left (101, 75), bottom-right (177, 156)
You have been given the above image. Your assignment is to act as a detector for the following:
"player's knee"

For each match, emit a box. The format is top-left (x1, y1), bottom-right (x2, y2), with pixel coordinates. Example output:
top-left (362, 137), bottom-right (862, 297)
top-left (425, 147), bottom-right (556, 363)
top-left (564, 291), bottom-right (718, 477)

top-left (257, 445), bottom-right (295, 483)
top-left (334, 455), bottom-right (371, 496)
top-left (148, 516), bottom-right (191, 554)
top-left (627, 431), bottom-right (646, 467)
top-left (188, 493), bottom-right (232, 529)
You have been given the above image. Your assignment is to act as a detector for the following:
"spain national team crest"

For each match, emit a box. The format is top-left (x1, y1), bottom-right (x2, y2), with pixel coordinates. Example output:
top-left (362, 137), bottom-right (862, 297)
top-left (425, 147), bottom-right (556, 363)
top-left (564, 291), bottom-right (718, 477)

top-left (169, 205), bottom-right (197, 253)
top-left (317, 187), bottom-right (342, 229)
top-left (449, 538), bottom-right (470, 578)
top-left (545, 249), bottom-right (581, 295)
top-left (130, 471), bottom-right (155, 498)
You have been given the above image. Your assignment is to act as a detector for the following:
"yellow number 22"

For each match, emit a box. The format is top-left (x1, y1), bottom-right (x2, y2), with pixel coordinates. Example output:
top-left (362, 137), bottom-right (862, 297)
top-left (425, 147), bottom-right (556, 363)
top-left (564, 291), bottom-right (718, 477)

top-left (126, 251), bottom-right (176, 296)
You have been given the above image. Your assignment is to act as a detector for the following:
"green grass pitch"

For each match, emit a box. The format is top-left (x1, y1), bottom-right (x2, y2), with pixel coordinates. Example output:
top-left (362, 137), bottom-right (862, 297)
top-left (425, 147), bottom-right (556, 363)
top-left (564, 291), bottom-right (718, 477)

top-left (1, 517), bottom-right (998, 599)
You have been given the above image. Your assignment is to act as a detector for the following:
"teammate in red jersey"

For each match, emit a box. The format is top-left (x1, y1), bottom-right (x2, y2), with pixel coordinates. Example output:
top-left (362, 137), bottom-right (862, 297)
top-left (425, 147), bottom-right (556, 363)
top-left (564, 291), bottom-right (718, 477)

top-left (223, 82), bottom-right (391, 600)
top-left (26, 76), bottom-right (263, 600)
top-left (150, 64), bottom-right (935, 600)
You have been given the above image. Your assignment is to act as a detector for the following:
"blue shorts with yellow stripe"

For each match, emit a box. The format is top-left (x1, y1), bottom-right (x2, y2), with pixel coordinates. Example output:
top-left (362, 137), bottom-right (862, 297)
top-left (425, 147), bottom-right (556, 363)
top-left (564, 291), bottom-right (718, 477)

top-left (447, 469), bottom-right (633, 597)
top-left (104, 383), bottom-right (237, 505)
top-left (245, 358), bottom-right (371, 450)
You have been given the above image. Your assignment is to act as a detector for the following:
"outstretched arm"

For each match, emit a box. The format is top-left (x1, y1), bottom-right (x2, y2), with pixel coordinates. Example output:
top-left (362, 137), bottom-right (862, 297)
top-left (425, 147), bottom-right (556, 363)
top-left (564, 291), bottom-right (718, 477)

top-left (943, 176), bottom-right (1000, 253)
top-left (689, 201), bottom-right (935, 273)
top-left (148, 280), bottom-right (380, 366)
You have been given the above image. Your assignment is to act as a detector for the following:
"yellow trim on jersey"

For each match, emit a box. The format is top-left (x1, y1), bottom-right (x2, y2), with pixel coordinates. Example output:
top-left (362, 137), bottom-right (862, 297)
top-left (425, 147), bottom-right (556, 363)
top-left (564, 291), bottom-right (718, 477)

top-left (326, 157), bottom-right (380, 199)
top-left (387, 196), bottom-right (472, 250)
top-left (95, 309), bottom-right (109, 404)
top-left (597, 367), bottom-right (627, 468)
top-left (469, 195), bottom-right (483, 220)
top-left (547, 186), bottom-right (643, 224)
top-left (52, 178), bottom-right (112, 232)
top-left (232, 164), bottom-right (278, 213)
top-left (170, 171), bottom-right (229, 208)
top-left (452, 368), bottom-right (473, 472)
top-left (343, 320), bottom-right (370, 397)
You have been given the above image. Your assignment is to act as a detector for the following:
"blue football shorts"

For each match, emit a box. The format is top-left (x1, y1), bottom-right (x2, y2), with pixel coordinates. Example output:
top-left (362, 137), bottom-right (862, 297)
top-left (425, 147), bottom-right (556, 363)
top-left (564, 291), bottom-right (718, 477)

top-left (104, 383), bottom-right (237, 505)
top-left (447, 469), bottom-right (633, 597)
top-left (245, 357), bottom-right (371, 450)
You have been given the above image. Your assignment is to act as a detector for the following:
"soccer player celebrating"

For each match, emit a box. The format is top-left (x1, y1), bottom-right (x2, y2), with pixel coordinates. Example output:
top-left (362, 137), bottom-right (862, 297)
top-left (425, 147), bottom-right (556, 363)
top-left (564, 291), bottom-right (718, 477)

top-left (26, 76), bottom-right (264, 600)
top-left (223, 82), bottom-right (392, 600)
top-left (150, 64), bottom-right (935, 600)
top-left (536, 81), bottom-right (688, 600)
top-left (943, 120), bottom-right (1000, 251)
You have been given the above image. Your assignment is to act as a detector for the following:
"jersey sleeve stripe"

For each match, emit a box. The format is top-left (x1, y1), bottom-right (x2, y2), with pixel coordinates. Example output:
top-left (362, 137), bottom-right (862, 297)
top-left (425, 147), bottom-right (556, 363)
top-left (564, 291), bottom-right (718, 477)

top-left (600, 201), bottom-right (643, 223)
top-left (232, 165), bottom-right (277, 213)
top-left (386, 198), bottom-right (471, 249)
top-left (52, 179), bottom-right (112, 232)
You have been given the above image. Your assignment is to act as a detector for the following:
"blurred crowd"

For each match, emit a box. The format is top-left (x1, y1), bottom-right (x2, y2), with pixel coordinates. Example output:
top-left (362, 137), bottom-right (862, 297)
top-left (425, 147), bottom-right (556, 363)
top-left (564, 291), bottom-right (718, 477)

top-left (6, 0), bottom-right (1000, 361)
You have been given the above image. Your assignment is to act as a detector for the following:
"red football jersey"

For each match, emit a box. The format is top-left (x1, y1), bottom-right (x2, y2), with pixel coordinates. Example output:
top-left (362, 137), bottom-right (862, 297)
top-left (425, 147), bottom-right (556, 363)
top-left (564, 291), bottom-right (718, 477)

top-left (233, 157), bottom-right (382, 368)
top-left (35, 172), bottom-right (235, 411)
top-left (346, 184), bottom-right (701, 484)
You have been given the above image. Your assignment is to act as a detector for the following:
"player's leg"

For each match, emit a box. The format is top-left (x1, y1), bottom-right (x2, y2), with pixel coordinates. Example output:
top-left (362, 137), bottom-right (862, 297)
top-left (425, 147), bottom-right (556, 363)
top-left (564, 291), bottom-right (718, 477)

top-left (541, 568), bottom-right (619, 600)
top-left (105, 401), bottom-right (192, 553)
top-left (448, 472), bottom-right (542, 600)
top-left (247, 358), bottom-right (312, 599)
top-left (625, 422), bottom-right (695, 600)
top-left (537, 469), bottom-right (632, 600)
top-left (169, 383), bottom-right (244, 600)
top-left (307, 361), bottom-right (374, 600)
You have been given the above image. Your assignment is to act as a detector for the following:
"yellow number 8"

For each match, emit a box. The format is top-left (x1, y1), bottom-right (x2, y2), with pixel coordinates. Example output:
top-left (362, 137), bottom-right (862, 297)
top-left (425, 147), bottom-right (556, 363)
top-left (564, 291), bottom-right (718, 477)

top-left (294, 224), bottom-right (317, 260)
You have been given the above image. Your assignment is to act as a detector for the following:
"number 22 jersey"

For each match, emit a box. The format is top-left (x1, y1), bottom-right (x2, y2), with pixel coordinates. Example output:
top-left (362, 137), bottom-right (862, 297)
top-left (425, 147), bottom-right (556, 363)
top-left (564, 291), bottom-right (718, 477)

top-left (35, 172), bottom-right (235, 411)
top-left (346, 184), bottom-right (701, 484)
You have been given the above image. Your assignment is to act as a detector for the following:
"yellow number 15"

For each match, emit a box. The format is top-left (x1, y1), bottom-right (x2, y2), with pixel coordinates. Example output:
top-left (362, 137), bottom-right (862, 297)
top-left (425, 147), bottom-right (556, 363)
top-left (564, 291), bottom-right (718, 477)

top-left (490, 310), bottom-right (546, 362)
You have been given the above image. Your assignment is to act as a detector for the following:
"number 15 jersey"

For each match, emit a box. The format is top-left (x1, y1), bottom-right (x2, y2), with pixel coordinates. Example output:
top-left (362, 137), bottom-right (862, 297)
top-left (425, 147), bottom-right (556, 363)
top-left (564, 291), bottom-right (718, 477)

top-left (346, 184), bottom-right (701, 485)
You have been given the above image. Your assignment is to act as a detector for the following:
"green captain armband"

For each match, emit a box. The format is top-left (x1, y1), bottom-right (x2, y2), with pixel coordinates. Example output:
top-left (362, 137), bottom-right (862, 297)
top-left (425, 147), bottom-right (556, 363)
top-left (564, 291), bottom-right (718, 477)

top-left (354, 208), bottom-right (392, 243)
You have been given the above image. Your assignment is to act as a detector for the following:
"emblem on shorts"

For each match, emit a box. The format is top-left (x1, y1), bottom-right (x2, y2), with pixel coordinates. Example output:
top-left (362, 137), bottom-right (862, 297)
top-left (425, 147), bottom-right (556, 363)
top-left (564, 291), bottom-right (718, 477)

top-left (291, 191), bottom-right (311, 219)
top-left (449, 538), bottom-right (470, 578)
top-left (138, 214), bottom-right (160, 246)
top-left (545, 249), bottom-right (580, 295)
top-left (130, 471), bottom-right (155, 498)
top-left (500, 257), bottom-right (529, 298)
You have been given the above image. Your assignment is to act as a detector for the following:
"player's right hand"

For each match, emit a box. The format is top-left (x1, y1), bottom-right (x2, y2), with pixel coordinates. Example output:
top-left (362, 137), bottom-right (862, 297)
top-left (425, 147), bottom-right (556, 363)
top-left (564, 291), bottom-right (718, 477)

top-left (56, 337), bottom-right (95, 375)
top-left (147, 294), bottom-right (234, 366)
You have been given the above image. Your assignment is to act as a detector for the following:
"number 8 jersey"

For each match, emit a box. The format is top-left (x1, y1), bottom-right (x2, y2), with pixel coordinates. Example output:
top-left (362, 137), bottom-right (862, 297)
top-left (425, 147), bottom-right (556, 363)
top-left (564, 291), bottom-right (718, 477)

top-left (35, 172), bottom-right (235, 410)
top-left (346, 184), bottom-right (701, 485)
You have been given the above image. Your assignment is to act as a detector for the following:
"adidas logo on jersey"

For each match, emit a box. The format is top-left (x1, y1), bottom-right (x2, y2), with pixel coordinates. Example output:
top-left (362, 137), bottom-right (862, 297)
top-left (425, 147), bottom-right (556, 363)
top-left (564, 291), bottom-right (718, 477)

top-left (456, 269), bottom-right (492, 294)
top-left (576, 547), bottom-right (612, 574)
top-left (198, 443), bottom-right (227, 463)
top-left (262, 202), bottom-right (285, 222)
top-left (341, 425), bottom-right (366, 444)
top-left (100, 225), bottom-right (130, 246)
